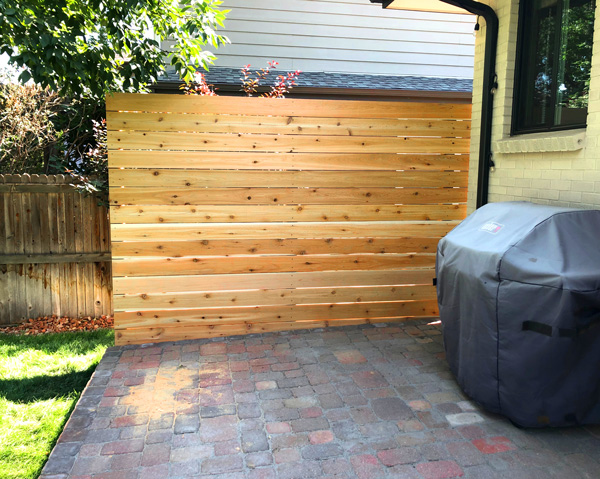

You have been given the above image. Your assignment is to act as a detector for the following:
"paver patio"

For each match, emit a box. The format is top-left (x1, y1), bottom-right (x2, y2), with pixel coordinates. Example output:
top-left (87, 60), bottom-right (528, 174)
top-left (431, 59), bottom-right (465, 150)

top-left (41, 320), bottom-right (600, 479)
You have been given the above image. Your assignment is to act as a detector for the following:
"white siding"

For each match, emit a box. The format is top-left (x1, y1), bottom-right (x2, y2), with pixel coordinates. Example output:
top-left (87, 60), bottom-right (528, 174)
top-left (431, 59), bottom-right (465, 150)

top-left (176, 0), bottom-right (476, 78)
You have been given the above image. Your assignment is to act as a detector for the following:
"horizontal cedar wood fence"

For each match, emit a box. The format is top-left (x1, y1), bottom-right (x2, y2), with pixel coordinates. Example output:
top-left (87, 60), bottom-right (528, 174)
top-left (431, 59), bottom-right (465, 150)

top-left (107, 93), bottom-right (471, 345)
top-left (0, 174), bottom-right (112, 324)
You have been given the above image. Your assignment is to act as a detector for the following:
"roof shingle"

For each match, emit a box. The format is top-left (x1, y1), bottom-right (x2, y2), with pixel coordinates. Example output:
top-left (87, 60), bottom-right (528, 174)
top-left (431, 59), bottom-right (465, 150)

top-left (158, 67), bottom-right (472, 93)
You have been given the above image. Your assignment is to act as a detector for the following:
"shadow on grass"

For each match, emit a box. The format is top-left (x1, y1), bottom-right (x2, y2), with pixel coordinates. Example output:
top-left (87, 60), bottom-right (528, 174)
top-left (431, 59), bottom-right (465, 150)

top-left (0, 363), bottom-right (98, 403)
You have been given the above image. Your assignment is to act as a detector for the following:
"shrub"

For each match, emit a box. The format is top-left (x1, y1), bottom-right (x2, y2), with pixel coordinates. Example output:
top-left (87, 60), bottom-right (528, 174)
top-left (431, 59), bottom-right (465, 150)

top-left (0, 79), bottom-right (62, 174)
top-left (0, 69), bottom-right (106, 200)
top-left (182, 61), bottom-right (302, 97)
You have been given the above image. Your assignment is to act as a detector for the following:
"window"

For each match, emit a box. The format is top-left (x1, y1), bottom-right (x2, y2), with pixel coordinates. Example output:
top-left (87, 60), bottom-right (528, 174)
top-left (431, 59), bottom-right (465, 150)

top-left (513, 0), bottom-right (595, 134)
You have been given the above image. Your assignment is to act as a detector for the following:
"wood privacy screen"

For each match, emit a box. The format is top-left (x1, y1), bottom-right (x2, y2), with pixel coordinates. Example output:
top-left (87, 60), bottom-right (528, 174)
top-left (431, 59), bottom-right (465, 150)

top-left (107, 93), bottom-right (470, 345)
top-left (0, 174), bottom-right (112, 324)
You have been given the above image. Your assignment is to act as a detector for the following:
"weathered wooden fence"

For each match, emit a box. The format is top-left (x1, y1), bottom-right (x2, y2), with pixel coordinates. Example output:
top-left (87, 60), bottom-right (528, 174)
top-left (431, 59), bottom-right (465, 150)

top-left (107, 93), bottom-right (470, 345)
top-left (0, 174), bottom-right (112, 324)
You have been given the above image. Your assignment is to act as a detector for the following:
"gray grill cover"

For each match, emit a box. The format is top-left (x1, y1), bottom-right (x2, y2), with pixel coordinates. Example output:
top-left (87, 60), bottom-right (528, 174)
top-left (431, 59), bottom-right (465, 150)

top-left (436, 202), bottom-right (600, 427)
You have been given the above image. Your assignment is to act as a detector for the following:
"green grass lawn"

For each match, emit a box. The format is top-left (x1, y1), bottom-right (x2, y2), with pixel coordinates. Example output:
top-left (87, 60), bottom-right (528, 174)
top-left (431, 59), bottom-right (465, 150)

top-left (0, 329), bottom-right (114, 479)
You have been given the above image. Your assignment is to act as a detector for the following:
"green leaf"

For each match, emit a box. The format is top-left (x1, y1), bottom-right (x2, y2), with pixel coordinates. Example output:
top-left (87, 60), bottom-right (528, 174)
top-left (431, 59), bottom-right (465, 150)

top-left (19, 70), bottom-right (31, 83)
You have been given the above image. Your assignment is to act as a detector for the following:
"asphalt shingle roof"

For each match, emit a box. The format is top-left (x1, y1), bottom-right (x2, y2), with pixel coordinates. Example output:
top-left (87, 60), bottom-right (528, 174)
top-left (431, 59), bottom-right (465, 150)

top-left (158, 67), bottom-right (473, 93)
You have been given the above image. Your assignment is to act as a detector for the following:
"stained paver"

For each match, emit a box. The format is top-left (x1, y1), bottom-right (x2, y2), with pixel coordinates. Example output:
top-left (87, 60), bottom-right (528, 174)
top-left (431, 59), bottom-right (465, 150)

top-left (41, 320), bottom-right (600, 478)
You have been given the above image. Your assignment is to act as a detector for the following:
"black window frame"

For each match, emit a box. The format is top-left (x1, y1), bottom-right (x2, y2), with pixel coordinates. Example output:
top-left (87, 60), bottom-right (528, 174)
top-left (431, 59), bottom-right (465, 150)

top-left (511, 0), bottom-right (595, 135)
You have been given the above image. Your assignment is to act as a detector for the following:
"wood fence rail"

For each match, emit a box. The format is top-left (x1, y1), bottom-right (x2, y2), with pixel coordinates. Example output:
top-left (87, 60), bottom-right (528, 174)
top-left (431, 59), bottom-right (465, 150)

top-left (108, 93), bottom-right (471, 345)
top-left (0, 174), bottom-right (112, 324)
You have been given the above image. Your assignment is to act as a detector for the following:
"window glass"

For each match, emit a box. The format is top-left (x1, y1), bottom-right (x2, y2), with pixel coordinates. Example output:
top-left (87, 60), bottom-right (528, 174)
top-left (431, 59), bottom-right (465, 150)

top-left (514, 0), bottom-right (595, 133)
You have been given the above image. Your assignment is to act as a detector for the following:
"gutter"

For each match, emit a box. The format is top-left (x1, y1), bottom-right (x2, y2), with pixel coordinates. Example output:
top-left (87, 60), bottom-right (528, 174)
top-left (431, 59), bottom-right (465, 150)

top-left (371, 0), bottom-right (498, 208)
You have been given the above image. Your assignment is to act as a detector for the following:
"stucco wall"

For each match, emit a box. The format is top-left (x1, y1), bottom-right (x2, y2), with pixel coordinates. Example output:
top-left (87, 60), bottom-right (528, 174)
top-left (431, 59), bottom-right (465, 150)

top-left (468, 0), bottom-right (600, 212)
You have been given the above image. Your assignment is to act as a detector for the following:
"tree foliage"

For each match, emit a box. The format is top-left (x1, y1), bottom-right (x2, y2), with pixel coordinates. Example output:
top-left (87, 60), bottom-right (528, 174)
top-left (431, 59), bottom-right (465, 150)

top-left (0, 0), bottom-right (229, 98)
top-left (560, 0), bottom-right (595, 108)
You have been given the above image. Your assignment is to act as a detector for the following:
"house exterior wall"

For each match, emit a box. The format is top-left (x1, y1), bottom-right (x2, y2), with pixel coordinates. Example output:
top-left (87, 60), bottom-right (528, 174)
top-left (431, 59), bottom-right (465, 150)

top-left (467, 0), bottom-right (600, 213)
top-left (167, 0), bottom-right (476, 78)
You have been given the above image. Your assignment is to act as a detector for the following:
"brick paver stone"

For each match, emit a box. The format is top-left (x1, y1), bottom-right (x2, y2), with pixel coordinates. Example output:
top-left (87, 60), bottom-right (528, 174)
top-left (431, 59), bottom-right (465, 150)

top-left (274, 448), bottom-right (301, 464)
top-left (200, 415), bottom-right (238, 442)
top-left (371, 397), bottom-right (414, 420)
top-left (472, 436), bottom-right (517, 454)
top-left (256, 380), bottom-right (277, 390)
top-left (377, 447), bottom-right (421, 466)
top-left (301, 443), bottom-right (343, 460)
top-left (201, 455), bottom-right (244, 474)
top-left (350, 454), bottom-right (385, 479)
top-left (68, 456), bottom-right (110, 475)
top-left (241, 430), bottom-right (269, 453)
top-left (334, 350), bottom-right (367, 364)
top-left (173, 414), bottom-right (199, 434)
top-left (41, 321), bottom-right (600, 479)
top-left (351, 370), bottom-right (389, 388)
top-left (308, 430), bottom-right (334, 444)
top-left (446, 441), bottom-right (486, 466)
top-left (291, 417), bottom-right (330, 433)
top-left (416, 460), bottom-right (465, 479)
top-left (445, 413), bottom-right (485, 427)
top-left (266, 422), bottom-right (292, 434)
top-left (100, 439), bottom-right (144, 455)
top-left (409, 400), bottom-right (432, 411)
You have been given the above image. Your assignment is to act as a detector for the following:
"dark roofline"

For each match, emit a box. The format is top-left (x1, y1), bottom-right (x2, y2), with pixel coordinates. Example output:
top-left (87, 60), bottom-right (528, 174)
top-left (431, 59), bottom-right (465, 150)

top-left (157, 67), bottom-right (473, 93)
top-left (152, 67), bottom-right (473, 102)
top-left (151, 81), bottom-right (472, 103)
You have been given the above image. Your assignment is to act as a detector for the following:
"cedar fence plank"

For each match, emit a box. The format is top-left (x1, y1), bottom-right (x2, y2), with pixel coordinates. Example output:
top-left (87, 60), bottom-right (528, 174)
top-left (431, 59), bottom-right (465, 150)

top-left (106, 93), bottom-right (472, 119)
top-left (65, 191), bottom-right (79, 317)
top-left (29, 178), bottom-right (45, 318)
top-left (114, 284), bottom-right (437, 311)
top-left (0, 193), bottom-right (9, 323)
top-left (115, 315), bottom-right (433, 345)
top-left (101, 204), bottom-right (113, 316)
top-left (73, 191), bottom-right (86, 317)
top-left (112, 253), bottom-right (436, 277)
top-left (93, 199), bottom-right (104, 317)
top-left (56, 186), bottom-right (66, 317)
top-left (115, 299), bottom-right (439, 329)
top-left (108, 130), bottom-right (470, 154)
top-left (109, 186), bottom-right (468, 206)
top-left (11, 177), bottom-right (27, 322)
top-left (108, 151), bottom-right (469, 171)
top-left (110, 204), bottom-right (466, 224)
top-left (36, 179), bottom-right (52, 316)
top-left (108, 169), bottom-right (468, 189)
top-left (110, 221), bottom-right (459, 242)
top-left (107, 112), bottom-right (471, 138)
top-left (47, 179), bottom-right (62, 317)
top-left (21, 183), bottom-right (36, 319)
top-left (112, 269), bottom-right (436, 295)
top-left (111, 237), bottom-right (440, 257)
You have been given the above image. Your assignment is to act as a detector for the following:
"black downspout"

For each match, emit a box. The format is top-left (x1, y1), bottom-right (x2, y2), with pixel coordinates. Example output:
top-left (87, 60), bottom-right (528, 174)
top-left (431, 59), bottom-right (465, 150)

top-left (438, 0), bottom-right (498, 208)
top-left (371, 0), bottom-right (498, 208)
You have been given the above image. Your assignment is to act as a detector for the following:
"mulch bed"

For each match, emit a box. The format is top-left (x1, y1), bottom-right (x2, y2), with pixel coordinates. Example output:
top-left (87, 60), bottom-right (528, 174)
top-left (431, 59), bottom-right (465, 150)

top-left (0, 315), bottom-right (114, 335)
